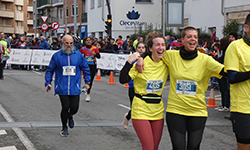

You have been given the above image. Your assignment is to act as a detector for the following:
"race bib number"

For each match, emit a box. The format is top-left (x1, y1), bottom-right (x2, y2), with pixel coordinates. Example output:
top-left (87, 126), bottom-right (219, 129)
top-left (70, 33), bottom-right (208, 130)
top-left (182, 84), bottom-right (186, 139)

top-left (145, 79), bottom-right (163, 93)
top-left (176, 80), bottom-right (197, 95)
top-left (85, 56), bottom-right (94, 62)
top-left (63, 66), bottom-right (76, 76)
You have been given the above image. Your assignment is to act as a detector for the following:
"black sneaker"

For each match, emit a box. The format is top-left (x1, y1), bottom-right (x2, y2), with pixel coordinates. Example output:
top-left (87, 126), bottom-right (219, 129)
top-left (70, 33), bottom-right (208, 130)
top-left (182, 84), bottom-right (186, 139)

top-left (68, 116), bottom-right (75, 129)
top-left (60, 128), bottom-right (69, 137)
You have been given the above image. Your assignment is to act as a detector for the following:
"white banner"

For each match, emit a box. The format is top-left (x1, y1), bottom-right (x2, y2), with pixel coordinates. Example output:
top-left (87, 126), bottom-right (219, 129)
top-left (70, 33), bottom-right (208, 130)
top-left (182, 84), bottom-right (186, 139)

top-left (96, 53), bottom-right (129, 70)
top-left (7, 50), bottom-right (129, 70)
top-left (31, 50), bottom-right (57, 66)
top-left (8, 49), bottom-right (33, 65)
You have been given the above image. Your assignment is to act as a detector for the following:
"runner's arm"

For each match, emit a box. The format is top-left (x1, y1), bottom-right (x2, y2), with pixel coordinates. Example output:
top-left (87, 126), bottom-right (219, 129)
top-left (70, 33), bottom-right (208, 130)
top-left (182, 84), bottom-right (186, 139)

top-left (119, 61), bottom-right (133, 84)
top-left (227, 70), bottom-right (250, 84)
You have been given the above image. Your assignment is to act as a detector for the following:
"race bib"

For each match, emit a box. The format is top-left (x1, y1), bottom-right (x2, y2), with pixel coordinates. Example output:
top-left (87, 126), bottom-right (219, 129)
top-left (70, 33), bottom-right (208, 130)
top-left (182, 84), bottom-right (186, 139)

top-left (85, 56), bottom-right (94, 62)
top-left (176, 80), bottom-right (197, 95)
top-left (63, 66), bottom-right (76, 76)
top-left (145, 79), bottom-right (163, 93)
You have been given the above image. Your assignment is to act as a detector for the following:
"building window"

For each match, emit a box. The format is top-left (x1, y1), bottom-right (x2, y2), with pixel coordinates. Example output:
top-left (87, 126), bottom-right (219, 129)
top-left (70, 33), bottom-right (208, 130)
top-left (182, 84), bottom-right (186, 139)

top-left (27, 13), bottom-right (30, 19)
top-left (71, 4), bottom-right (78, 16)
top-left (1, 3), bottom-right (7, 11)
top-left (66, 6), bottom-right (68, 17)
top-left (59, 8), bottom-right (63, 19)
top-left (16, 6), bottom-right (23, 12)
top-left (98, 0), bottom-right (102, 7)
top-left (91, 0), bottom-right (94, 9)
top-left (136, 0), bottom-right (151, 3)
top-left (2, 19), bottom-right (7, 26)
top-left (27, 0), bottom-right (29, 5)
top-left (16, 21), bottom-right (23, 27)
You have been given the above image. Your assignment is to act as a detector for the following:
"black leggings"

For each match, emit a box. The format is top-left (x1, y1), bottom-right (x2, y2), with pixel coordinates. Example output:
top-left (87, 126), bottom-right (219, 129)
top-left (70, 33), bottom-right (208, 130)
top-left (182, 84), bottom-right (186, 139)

top-left (59, 95), bottom-right (80, 129)
top-left (166, 112), bottom-right (207, 150)
top-left (126, 87), bottom-right (135, 120)
top-left (87, 64), bottom-right (97, 94)
top-left (0, 63), bottom-right (4, 79)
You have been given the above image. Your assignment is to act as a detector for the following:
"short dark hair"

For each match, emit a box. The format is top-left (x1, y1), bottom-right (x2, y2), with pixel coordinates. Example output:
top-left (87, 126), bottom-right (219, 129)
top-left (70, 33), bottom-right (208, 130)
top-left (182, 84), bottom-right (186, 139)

top-left (118, 35), bottom-right (122, 39)
top-left (244, 14), bottom-right (250, 25)
top-left (181, 26), bottom-right (198, 38)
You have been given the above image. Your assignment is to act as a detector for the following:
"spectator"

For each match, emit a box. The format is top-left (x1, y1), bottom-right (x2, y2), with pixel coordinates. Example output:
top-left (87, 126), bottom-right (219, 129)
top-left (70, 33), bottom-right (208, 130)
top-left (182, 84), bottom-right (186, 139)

top-left (46, 36), bottom-right (52, 46)
top-left (229, 31), bottom-right (238, 43)
top-left (33, 37), bottom-right (40, 48)
top-left (105, 38), bottom-right (118, 52)
top-left (73, 37), bottom-right (82, 51)
top-left (165, 35), bottom-right (170, 50)
top-left (169, 35), bottom-right (175, 45)
top-left (18, 36), bottom-right (26, 49)
top-left (138, 37), bottom-right (144, 42)
top-left (124, 40), bottom-right (135, 53)
top-left (122, 35), bottom-right (130, 49)
top-left (133, 36), bottom-right (140, 49)
top-left (39, 36), bottom-right (50, 49)
top-left (118, 35), bottom-right (124, 50)
top-left (10, 34), bottom-right (19, 48)
top-left (25, 37), bottom-right (33, 49)
top-left (50, 37), bottom-right (61, 50)
top-left (170, 36), bottom-right (183, 50)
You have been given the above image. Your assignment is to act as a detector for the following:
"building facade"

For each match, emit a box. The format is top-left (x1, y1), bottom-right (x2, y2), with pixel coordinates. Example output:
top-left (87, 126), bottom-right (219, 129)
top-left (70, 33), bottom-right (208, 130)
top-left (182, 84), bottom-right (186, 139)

top-left (0, 0), bottom-right (34, 35)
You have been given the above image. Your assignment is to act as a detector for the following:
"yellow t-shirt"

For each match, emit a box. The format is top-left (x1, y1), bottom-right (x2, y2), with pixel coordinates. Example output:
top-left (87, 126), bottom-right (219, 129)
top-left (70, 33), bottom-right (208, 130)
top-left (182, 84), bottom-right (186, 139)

top-left (224, 39), bottom-right (250, 114)
top-left (163, 50), bottom-right (223, 117)
top-left (129, 56), bottom-right (168, 120)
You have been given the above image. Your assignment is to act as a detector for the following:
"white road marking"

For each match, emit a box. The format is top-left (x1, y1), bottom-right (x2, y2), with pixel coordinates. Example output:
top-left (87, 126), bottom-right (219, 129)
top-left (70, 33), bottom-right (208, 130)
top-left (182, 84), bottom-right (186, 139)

top-left (0, 146), bottom-right (17, 150)
top-left (118, 104), bottom-right (130, 110)
top-left (0, 130), bottom-right (7, 135)
top-left (0, 104), bottom-right (37, 150)
top-left (32, 71), bottom-right (42, 75)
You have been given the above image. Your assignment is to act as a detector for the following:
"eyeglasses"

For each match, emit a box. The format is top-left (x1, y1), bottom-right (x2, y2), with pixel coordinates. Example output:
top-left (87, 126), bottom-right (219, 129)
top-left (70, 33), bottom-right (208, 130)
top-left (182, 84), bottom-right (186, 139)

top-left (64, 41), bottom-right (73, 45)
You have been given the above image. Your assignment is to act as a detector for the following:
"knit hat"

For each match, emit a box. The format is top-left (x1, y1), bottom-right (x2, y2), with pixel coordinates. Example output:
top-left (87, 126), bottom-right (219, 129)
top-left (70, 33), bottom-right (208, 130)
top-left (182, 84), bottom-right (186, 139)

top-left (229, 32), bottom-right (238, 40)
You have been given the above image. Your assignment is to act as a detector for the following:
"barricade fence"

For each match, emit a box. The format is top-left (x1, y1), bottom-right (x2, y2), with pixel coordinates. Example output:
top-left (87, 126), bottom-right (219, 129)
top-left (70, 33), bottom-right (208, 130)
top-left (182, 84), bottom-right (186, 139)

top-left (7, 49), bottom-right (130, 71)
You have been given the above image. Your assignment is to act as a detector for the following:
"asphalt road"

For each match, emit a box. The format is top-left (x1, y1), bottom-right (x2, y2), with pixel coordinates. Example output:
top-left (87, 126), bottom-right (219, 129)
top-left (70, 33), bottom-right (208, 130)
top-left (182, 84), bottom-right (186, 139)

top-left (0, 69), bottom-right (236, 150)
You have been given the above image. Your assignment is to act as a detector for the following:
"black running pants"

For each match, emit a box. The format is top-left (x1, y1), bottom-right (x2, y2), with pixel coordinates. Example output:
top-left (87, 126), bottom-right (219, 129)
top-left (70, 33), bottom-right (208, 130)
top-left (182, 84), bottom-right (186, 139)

top-left (59, 95), bottom-right (80, 129)
top-left (166, 112), bottom-right (207, 150)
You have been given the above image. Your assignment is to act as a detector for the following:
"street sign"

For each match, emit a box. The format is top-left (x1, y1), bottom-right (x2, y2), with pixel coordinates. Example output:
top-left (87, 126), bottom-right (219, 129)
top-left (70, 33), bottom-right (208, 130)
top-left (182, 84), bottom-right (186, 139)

top-left (51, 21), bottom-right (60, 30)
top-left (41, 23), bottom-right (49, 31)
top-left (41, 16), bottom-right (48, 22)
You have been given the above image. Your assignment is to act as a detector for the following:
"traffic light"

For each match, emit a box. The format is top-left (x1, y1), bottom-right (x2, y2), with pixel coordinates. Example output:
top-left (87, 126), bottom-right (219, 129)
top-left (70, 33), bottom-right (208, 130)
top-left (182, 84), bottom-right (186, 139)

top-left (105, 15), bottom-right (112, 36)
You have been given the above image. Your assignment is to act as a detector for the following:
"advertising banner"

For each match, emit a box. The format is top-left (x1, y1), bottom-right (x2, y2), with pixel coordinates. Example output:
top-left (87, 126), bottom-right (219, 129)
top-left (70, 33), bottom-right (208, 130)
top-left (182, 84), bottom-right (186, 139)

top-left (31, 50), bottom-right (57, 66)
top-left (8, 49), bottom-right (33, 65)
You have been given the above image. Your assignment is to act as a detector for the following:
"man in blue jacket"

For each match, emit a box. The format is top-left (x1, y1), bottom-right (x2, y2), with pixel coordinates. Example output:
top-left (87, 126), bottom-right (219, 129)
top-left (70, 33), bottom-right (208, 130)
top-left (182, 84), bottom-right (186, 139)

top-left (45, 35), bottom-right (91, 137)
top-left (39, 36), bottom-right (50, 49)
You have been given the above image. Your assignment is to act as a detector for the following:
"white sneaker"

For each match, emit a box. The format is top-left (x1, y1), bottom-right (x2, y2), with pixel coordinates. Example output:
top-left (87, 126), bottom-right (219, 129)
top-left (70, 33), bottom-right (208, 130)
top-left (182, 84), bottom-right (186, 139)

top-left (122, 113), bottom-right (129, 130)
top-left (218, 107), bottom-right (230, 112)
top-left (215, 106), bottom-right (223, 111)
top-left (86, 94), bottom-right (91, 102)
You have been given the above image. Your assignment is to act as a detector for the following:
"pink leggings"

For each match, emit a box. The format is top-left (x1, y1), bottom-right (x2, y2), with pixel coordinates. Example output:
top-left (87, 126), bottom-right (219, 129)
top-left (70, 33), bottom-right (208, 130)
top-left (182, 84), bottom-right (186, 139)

top-left (132, 119), bottom-right (164, 150)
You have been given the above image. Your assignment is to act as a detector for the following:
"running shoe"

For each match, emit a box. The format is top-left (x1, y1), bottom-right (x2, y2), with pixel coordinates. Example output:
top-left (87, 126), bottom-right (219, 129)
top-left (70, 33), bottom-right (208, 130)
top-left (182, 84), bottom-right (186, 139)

top-left (218, 107), bottom-right (230, 112)
top-left (68, 116), bottom-right (75, 129)
top-left (214, 105), bottom-right (223, 111)
top-left (60, 128), bottom-right (69, 137)
top-left (122, 113), bottom-right (129, 130)
top-left (86, 94), bottom-right (91, 102)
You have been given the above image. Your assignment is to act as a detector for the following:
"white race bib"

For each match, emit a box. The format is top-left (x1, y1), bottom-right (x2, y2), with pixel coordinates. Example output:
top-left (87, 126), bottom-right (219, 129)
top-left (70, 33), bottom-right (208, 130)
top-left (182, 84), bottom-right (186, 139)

top-left (145, 79), bottom-right (163, 93)
top-left (63, 66), bottom-right (76, 76)
top-left (176, 80), bottom-right (197, 95)
top-left (85, 56), bottom-right (94, 62)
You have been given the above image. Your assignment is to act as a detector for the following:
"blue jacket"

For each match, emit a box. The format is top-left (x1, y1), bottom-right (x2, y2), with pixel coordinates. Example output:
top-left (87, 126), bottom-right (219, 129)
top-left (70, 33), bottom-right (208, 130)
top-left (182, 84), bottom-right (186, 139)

top-left (45, 49), bottom-right (91, 95)
top-left (39, 40), bottom-right (50, 49)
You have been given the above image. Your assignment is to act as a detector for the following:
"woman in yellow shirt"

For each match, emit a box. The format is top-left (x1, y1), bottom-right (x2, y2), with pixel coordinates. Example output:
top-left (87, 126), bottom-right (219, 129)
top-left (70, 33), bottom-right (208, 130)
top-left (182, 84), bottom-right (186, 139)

top-left (136, 26), bottom-right (225, 150)
top-left (120, 31), bottom-right (168, 150)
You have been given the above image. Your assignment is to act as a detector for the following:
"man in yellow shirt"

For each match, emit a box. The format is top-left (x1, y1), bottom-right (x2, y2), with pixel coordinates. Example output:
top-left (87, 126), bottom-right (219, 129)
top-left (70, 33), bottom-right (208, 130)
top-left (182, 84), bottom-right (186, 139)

top-left (0, 32), bottom-right (11, 80)
top-left (224, 14), bottom-right (250, 149)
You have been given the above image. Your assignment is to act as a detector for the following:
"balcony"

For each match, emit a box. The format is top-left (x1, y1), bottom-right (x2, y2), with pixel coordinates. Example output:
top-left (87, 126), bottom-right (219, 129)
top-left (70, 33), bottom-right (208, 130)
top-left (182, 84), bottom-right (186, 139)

top-left (0, 9), bottom-right (14, 18)
top-left (15, 11), bottom-right (24, 21)
top-left (81, 13), bottom-right (87, 23)
top-left (15, 0), bottom-right (23, 6)
top-left (52, 0), bottom-right (63, 7)
top-left (37, 0), bottom-right (52, 8)
top-left (0, 26), bottom-right (14, 33)
top-left (27, 6), bottom-right (33, 12)
top-left (27, 19), bottom-right (33, 25)
top-left (15, 26), bottom-right (24, 34)
top-left (1, 0), bottom-right (14, 2)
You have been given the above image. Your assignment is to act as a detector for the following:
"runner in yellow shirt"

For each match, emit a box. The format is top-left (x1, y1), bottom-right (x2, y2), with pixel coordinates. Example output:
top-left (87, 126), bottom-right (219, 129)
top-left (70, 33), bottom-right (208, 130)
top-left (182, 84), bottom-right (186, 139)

top-left (136, 26), bottom-right (225, 150)
top-left (224, 14), bottom-right (250, 150)
top-left (120, 31), bottom-right (168, 150)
